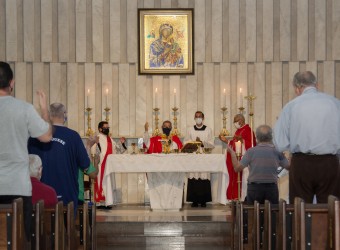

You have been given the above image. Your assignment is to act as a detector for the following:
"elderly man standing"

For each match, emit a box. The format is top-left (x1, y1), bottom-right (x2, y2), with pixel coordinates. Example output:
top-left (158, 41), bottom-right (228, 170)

top-left (226, 125), bottom-right (289, 204)
top-left (274, 71), bottom-right (340, 203)
top-left (0, 62), bottom-right (52, 241)
top-left (28, 103), bottom-right (90, 213)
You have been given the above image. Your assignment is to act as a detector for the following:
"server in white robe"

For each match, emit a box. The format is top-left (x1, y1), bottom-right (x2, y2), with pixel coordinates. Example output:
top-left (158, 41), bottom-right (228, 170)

top-left (183, 111), bottom-right (215, 207)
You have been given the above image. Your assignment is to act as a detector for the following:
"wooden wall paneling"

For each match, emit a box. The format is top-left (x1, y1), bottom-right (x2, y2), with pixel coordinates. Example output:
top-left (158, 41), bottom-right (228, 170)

top-left (308, 0), bottom-right (315, 61)
top-left (118, 64), bottom-right (130, 136)
top-left (84, 63), bottom-right (96, 133)
top-left (237, 63), bottom-right (248, 122)
top-left (127, 0), bottom-right (137, 63)
top-left (58, 0), bottom-right (70, 62)
top-left (135, 74), bottom-right (147, 136)
top-left (6, 0), bottom-right (17, 61)
top-left (179, 76), bottom-right (187, 136)
top-left (222, 0), bottom-right (229, 62)
top-left (67, 63), bottom-right (79, 131)
top-left (271, 62), bottom-right (282, 127)
top-left (245, 0), bottom-right (256, 62)
top-left (14, 62), bottom-right (27, 102)
top-left (32, 63), bottom-right (45, 109)
top-left (111, 64), bottom-right (119, 136)
top-left (163, 76), bottom-right (170, 120)
top-left (23, 0), bottom-right (35, 62)
top-left (120, 0), bottom-right (127, 63)
top-left (315, 0), bottom-right (326, 60)
top-left (41, 0), bottom-right (53, 62)
top-left (273, 0), bottom-right (280, 61)
top-left (297, 0), bottom-right (308, 61)
top-left (103, 0), bottom-right (110, 63)
top-left (129, 64), bottom-right (136, 136)
top-left (288, 62), bottom-right (299, 101)
top-left (323, 61), bottom-right (335, 96)
top-left (0, 0), bottom-right (6, 60)
top-left (305, 61), bottom-right (317, 76)
top-left (76, 0), bottom-right (87, 62)
top-left (110, 0), bottom-right (120, 63)
top-left (335, 61), bottom-right (340, 99)
top-left (264, 63), bottom-right (272, 124)
top-left (213, 63), bottom-right (221, 136)
top-left (77, 63), bottom-right (85, 136)
top-left (212, 0), bottom-right (223, 63)
top-left (229, 0), bottom-right (239, 62)
top-left (194, 0), bottom-right (205, 63)
top-left (290, 0), bottom-right (297, 62)
top-left (92, 0), bottom-right (103, 62)
top-left (34, 0), bottom-right (41, 62)
top-left (282, 62), bottom-right (290, 105)
top-left (153, 75), bottom-right (163, 124)
top-left (16, 0), bottom-right (24, 62)
top-left (86, 0), bottom-right (93, 62)
top-left (220, 63), bottom-right (231, 134)
top-left (279, 0), bottom-right (291, 61)
top-left (205, 0), bottom-right (212, 62)
top-left (49, 63), bottom-right (62, 104)
top-left (197, 63), bottom-right (204, 113)
top-left (102, 63), bottom-right (113, 126)
top-left (262, 0), bottom-right (273, 61)
top-left (332, 0), bottom-right (340, 60)
top-left (26, 63), bottom-right (33, 103)
top-left (256, 0), bottom-right (263, 62)
top-left (254, 63), bottom-right (266, 128)
top-left (326, 0), bottom-right (333, 60)
top-left (203, 63), bottom-right (214, 132)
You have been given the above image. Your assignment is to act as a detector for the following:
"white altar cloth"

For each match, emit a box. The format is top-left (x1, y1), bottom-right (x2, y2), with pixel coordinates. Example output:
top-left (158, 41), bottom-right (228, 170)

top-left (102, 154), bottom-right (229, 209)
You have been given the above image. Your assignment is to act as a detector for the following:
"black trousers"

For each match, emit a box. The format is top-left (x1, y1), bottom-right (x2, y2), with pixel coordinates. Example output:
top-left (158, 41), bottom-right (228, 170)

top-left (246, 183), bottom-right (279, 205)
top-left (186, 178), bottom-right (212, 204)
top-left (290, 153), bottom-right (340, 203)
top-left (0, 195), bottom-right (32, 241)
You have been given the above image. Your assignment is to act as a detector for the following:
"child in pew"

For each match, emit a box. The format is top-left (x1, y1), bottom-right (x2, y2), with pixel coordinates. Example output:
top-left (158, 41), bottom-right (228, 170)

top-left (226, 125), bottom-right (290, 204)
top-left (29, 154), bottom-right (58, 208)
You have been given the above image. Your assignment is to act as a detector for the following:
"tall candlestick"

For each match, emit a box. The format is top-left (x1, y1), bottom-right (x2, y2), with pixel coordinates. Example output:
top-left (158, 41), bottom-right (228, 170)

top-left (105, 88), bottom-right (108, 107)
top-left (174, 88), bottom-right (177, 108)
top-left (87, 89), bottom-right (90, 107)
top-left (223, 88), bottom-right (226, 108)
top-left (239, 88), bottom-right (243, 107)
top-left (235, 140), bottom-right (242, 154)
top-left (155, 88), bottom-right (158, 108)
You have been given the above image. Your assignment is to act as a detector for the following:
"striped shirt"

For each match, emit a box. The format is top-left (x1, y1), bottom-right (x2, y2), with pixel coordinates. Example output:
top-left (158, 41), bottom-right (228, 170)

top-left (240, 143), bottom-right (289, 184)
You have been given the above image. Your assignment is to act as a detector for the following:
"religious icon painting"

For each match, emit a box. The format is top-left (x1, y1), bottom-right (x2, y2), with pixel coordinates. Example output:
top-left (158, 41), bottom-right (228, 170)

top-left (138, 9), bottom-right (194, 75)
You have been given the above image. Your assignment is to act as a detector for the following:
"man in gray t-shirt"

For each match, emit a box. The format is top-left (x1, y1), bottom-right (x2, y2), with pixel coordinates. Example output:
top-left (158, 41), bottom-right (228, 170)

top-left (226, 125), bottom-right (289, 204)
top-left (0, 61), bottom-right (52, 240)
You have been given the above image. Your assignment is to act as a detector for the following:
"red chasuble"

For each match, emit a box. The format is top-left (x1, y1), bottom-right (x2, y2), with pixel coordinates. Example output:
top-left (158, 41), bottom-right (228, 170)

top-left (94, 135), bottom-right (113, 202)
top-left (226, 124), bottom-right (256, 200)
top-left (147, 135), bottom-right (183, 154)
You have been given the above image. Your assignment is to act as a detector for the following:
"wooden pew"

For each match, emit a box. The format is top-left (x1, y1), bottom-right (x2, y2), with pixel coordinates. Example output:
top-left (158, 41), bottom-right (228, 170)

top-left (0, 198), bottom-right (25, 250)
top-left (77, 202), bottom-right (96, 250)
top-left (64, 202), bottom-right (75, 250)
top-left (44, 201), bottom-right (65, 250)
top-left (327, 195), bottom-right (340, 250)
top-left (31, 200), bottom-right (45, 250)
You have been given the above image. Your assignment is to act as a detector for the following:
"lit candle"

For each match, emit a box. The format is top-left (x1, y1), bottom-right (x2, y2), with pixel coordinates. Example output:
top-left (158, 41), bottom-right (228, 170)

top-left (155, 88), bottom-right (158, 108)
top-left (235, 140), bottom-right (242, 154)
top-left (87, 89), bottom-right (90, 107)
top-left (239, 88), bottom-right (243, 107)
top-left (223, 88), bottom-right (226, 108)
top-left (105, 88), bottom-right (108, 107)
top-left (174, 88), bottom-right (177, 107)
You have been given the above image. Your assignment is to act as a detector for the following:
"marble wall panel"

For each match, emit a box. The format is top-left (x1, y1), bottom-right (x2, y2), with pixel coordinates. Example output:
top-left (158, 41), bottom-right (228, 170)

top-left (92, 0), bottom-right (103, 62)
top-left (297, 0), bottom-right (308, 61)
top-left (84, 63), bottom-right (96, 133)
top-left (110, 0), bottom-right (120, 63)
top-left (315, 0), bottom-right (326, 60)
top-left (127, 0), bottom-right (137, 63)
top-left (229, 0), bottom-right (239, 62)
top-left (279, 0), bottom-right (291, 61)
top-left (254, 63), bottom-right (266, 128)
top-left (76, 0), bottom-right (87, 62)
top-left (203, 63), bottom-right (214, 132)
top-left (111, 64), bottom-right (119, 136)
top-left (323, 61), bottom-right (335, 96)
top-left (58, 0), bottom-right (69, 62)
top-left (14, 62), bottom-right (27, 102)
top-left (245, 0), bottom-right (256, 62)
top-left (211, 0), bottom-right (222, 63)
top-left (41, 0), bottom-right (53, 62)
top-left (118, 64), bottom-right (130, 136)
top-left (6, 0), bottom-right (17, 61)
top-left (67, 63), bottom-right (79, 131)
top-left (195, 0), bottom-right (205, 62)
top-left (101, 63), bottom-right (113, 123)
top-left (23, 0), bottom-right (35, 62)
top-left (262, 0), bottom-right (273, 61)
top-left (332, 0), bottom-right (340, 59)
top-left (271, 62), bottom-right (282, 126)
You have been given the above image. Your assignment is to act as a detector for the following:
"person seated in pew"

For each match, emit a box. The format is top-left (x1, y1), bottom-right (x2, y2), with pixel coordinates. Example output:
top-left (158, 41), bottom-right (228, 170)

top-left (29, 154), bottom-right (58, 208)
top-left (225, 125), bottom-right (289, 204)
top-left (143, 120), bottom-right (183, 153)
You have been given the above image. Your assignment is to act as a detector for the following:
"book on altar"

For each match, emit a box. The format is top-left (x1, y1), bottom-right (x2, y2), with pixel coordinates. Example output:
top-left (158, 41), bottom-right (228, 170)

top-left (181, 141), bottom-right (201, 153)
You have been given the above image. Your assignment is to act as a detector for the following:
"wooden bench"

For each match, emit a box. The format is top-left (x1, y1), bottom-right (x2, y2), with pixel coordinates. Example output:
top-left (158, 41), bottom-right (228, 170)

top-left (77, 202), bottom-right (96, 250)
top-left (0, 198), bottom-right (25, 250)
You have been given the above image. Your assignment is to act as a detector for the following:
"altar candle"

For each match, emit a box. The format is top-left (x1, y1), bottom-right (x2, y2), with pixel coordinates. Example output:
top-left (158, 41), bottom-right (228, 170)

top-left (155, 88), bottom-right (158, 108)
top-left (87, 89), bottom-right (90, 107)
top-left (105, 88), bottom-right (108, 107)
top-left (239, 88), bottom-right (243, 107)
top-left (223, 88), bottom-right (226, 107)
top-left (174, 88), bottom-right (177, 107)
top-left (235, 140), bottom-right (242, 154)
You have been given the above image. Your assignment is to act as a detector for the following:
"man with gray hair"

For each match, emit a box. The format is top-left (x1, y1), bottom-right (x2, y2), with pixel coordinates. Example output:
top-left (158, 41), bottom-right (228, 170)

top-left (29, 154), bottom-right (57, 208)
top-left (225, 125), bottom-right (289, 204)
top-left (274, 71), bottom-right (340, 203)
top-left (28, 103), bottom-right (90, 214)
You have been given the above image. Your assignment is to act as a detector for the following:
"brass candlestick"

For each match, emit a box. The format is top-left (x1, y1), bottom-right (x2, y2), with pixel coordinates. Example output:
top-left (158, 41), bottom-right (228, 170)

top-left (245, 94), bottom-right (256, 147)
top-left (104, 107), bottom-right (111, 122)
top-left (238, 106), bottom-right (245, 115)
top-left (85, 107), bottom-right (94, 136)
top-left (171, 107), bottom-right (180, 136)
top-left (153, 108), bottom-right (161, 136)
top-left (236, 152), bottom-right (242, 201)
top-left (220, 107), bottom-right (230, 136)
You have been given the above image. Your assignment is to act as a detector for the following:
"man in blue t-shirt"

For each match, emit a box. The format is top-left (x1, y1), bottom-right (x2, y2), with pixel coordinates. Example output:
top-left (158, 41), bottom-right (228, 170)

top-left (28, 103), bottom-right (90, 214)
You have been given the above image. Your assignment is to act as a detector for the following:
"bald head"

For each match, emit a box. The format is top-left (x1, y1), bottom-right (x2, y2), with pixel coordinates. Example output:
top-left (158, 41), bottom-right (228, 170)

top-left (293, 71), bottom-right (317, 88)
top-left (255, 125), bottom-right (273, 143)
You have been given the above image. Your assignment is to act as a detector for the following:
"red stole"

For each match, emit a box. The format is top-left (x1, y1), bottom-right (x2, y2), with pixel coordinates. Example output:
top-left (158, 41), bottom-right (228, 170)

top-left (95, 135), bottom-right (113, 202)
top-left (226, 124), bottom-right (256, 200)
top-left (147, 135), bottom-right (183, 154)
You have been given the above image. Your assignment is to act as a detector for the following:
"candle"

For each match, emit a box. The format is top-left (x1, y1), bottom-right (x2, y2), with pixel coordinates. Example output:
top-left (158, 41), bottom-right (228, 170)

top-left (239, 88), bottom-right (243, 107)
top-left (87, 89), bottom-right (90, 107)
top-left (105, 88), bottom-right (108, 107)
top-left (235, 140), bottom-right (242, 154)
top-left (155, 88), bottom-right (158, 108)
top-left (223, 88), bottom-right (226, 108)
top-left (174, 88), bottom-right (177, 107)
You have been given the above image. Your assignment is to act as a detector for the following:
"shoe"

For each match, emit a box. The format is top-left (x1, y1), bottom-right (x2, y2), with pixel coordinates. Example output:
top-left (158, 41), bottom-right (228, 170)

top-left (97, 205), bottom-right (106, 210)
top-left (201, 203), bottom-right (207, 207)
top-left (191, 202), bottom-right (198, 207)
top-left (104, 206), bottom-right (112, 210)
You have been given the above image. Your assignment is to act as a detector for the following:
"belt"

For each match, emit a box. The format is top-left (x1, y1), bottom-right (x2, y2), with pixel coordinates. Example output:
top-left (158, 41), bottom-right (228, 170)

top-left (248, 182), bottom-right (276, 185)
top-left (293, 152), bottom-right (335, 156)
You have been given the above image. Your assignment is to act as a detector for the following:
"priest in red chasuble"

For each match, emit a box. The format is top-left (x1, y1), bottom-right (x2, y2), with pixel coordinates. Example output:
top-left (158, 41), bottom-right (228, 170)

top-left (220, 114), bottom-right (256, 200)
top-left (143, 120), bottom-right (183, 153)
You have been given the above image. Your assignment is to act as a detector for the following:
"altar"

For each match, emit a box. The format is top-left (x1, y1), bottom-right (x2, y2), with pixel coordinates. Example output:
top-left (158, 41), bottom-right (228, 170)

top-left (102, 154), bottom-right (228, 210)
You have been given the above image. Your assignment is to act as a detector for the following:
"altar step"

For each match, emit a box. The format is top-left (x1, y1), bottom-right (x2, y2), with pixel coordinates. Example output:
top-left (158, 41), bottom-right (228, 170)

top-left (96, 204), bottom-right (232, 250)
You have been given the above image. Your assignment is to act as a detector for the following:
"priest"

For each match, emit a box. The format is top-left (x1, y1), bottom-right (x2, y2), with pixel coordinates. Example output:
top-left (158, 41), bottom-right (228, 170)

top-left (220, 114), bottom-right (256, 201)
top-left (184, 111), bottom-right (215, 207)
